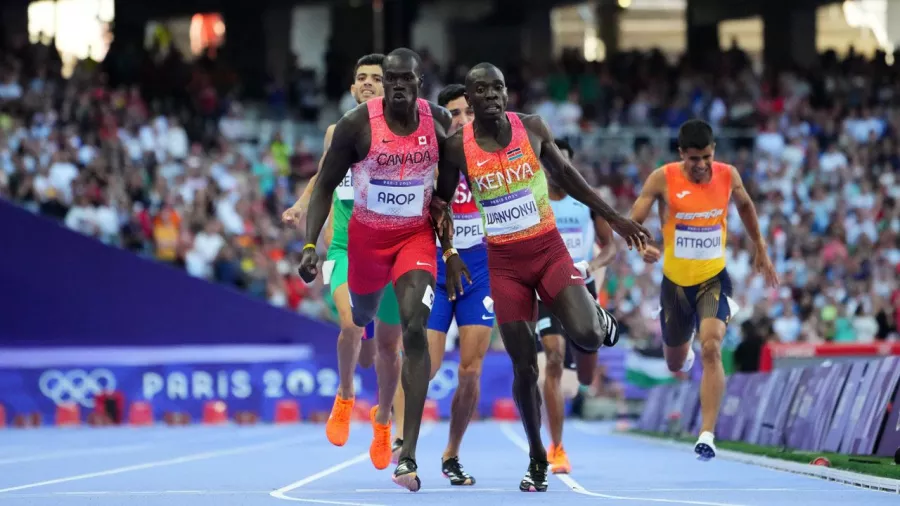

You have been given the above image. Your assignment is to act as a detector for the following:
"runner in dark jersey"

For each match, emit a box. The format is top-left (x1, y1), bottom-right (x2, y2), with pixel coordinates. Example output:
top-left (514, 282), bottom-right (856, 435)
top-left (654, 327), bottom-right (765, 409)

top-left (434, 63), bottom-right (650, 492)
top-left (298, 48), bottom-right (461, 492)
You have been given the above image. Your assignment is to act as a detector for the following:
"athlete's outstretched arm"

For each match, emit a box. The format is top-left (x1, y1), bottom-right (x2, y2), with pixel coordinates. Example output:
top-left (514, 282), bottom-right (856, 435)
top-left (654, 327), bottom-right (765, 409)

top-left (282, 126), bottom-right (335, 226)
top-left (630, 168), bottom-right (665, 263)
top-left (730, 165), bottom-right (779, 287)
top-left (435, 132), bottom-right (471, 298)
top-left (526, 115), bottom-right (651, 249)
top-left (305, 117), bottom-right (360, 247)
top-left (590, 213), bottom-right (617, 269)
top-left (630, 168), bottom-right (664, 224)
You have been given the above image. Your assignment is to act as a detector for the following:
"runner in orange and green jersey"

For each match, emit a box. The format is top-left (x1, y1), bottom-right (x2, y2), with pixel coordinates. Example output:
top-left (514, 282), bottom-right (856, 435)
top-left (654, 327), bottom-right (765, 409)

top-left (462, 112), bottom-right (557, 246)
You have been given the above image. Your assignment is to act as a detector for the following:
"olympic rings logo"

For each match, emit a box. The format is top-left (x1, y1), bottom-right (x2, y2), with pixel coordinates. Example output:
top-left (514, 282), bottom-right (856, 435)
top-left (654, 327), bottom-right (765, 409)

top-left (38, 369), bottom-right (117, 408)
top-left (427, 360), bottom-right (459, 400)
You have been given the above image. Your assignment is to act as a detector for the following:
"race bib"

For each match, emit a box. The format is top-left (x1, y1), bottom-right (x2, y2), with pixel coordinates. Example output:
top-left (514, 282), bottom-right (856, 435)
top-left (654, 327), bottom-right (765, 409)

top-left (335, 170), bottom-right (353, 201)
top-left (366, 179), bottom-right (425, 217)
top-left (451, 212), bottom-right (484, 249)
top-left (559, 227), bottom-right (586, 262)
top-left (674, 225), bottom-right (724, 260)
top-left (482, 189), bottom-right (540, 237)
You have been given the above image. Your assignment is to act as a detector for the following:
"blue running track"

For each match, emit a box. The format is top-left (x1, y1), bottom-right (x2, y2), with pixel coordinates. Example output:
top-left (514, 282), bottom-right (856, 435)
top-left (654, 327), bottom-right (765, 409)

top-left (0, 421), bottom-right (893, 505)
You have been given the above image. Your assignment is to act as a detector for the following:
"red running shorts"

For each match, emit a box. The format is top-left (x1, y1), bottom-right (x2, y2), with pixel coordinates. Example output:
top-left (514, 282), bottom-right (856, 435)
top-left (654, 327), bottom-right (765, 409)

top-left (486, 230), bottom-right (585, 325)
top-left (347, 218), bottom-right (437, 295)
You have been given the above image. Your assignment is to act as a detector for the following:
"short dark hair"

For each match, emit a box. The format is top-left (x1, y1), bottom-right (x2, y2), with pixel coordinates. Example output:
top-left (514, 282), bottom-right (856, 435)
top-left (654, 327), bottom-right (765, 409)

top-left (385, 48), bottom-right (422, 70)
top-left (437, 84), bottom-right (466, 108)
top-left (677, 120), bottom-right (714, 150)
top-left (354, 54), bottom-right (384, 75)
top-left (554, 139), bottom-right (574, 159)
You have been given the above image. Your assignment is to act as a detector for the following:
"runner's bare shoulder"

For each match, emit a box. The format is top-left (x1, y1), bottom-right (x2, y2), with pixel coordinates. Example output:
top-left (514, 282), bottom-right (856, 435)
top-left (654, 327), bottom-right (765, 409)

top-left (427, 101), bottom-right (453, 135)
top-left (330, 102), bottom-right (372, 156)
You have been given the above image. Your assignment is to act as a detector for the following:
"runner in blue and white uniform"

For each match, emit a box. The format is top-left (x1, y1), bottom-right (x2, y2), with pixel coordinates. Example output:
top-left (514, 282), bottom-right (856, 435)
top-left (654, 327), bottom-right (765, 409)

top-left (391, 84), bottom-right (489, 486)
top-left (536, 139), bottom-right (617, 474)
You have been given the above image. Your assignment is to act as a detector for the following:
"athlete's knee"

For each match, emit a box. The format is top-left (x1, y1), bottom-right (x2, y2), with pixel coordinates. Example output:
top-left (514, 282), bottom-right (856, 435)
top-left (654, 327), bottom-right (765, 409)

top-left (664, 343), bottom-right (690, 372)
top-left (564, 318), bottom-right (602, 353)
top-left (339, 323), bottom-right (365, 341)
top-left (542, 345), bottom-right (565, 380)
top-left (351, 305), bottom-right (378, 328)
top-left (458, 357), bottom-right (484, 384)
top-left (401, 320), bottom-right (428, 360)
top-left (699, 337), bottom-right (722, 364)
top-left (512, 356), bottom-right (539, 384)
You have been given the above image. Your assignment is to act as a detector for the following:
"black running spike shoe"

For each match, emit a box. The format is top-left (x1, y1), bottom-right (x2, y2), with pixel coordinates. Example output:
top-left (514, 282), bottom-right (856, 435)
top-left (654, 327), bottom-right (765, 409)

top-left (519, 457), bottom-right (549, 492)
top-left (596, 302), bottom-right (620, 347)
top-left (442, 456), bottom-right (475, 486)
top-left (392, 457), bottom-right (421, 492)
top-left (391, 438), bottom-right (403, 464)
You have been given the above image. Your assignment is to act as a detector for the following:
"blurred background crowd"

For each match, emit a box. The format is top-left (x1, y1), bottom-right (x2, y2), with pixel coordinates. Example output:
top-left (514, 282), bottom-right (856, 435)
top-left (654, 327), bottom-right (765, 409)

top-left (1, 27), bottom-right (898, 370)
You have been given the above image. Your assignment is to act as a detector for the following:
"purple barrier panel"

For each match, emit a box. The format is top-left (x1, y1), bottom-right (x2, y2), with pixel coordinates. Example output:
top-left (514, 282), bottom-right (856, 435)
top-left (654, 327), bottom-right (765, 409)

top-left (746, 369), bottom-right (790, 445)
top-left (786, 364), bottom-right (837, 450)
top-left (875, 366), bottom-right (900, 457)
top-left (637, 386), bottom-right (668, 431)
top-left (727, 373), bottom-right (768, 441)
top-left (762, 367), bottom-right (807, 447)
top-left (669, 381), bottom-right (699, 434)
top-left (810, 362), bottom-right (853, 451)
top-left (838, 359), bottom-right (882, 454)
top-left (680, 382), bottom-right (701, 435)
top-left (820, 360), bottom-right (869, 452)
top-left (850, 357), bottom-right (900, 455)
top-left (715, 373), bottom-right (753, 441)
top-left (656, 384), bottom-right (682, 432)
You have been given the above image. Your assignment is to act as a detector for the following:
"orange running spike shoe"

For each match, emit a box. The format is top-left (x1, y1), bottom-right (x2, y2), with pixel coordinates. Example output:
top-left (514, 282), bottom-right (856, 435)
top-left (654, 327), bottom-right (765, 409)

top-left (325, 395), bottom-right (354, 446)
top-left (369, 405), bottom-right (393, 470)
top-left (548, 443), bottom-right (572, 474)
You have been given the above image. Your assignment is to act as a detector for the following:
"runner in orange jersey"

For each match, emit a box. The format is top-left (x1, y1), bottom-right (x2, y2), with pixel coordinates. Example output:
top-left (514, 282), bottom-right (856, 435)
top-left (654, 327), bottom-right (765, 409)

top-left (629, 119), bottom-right (778, 461)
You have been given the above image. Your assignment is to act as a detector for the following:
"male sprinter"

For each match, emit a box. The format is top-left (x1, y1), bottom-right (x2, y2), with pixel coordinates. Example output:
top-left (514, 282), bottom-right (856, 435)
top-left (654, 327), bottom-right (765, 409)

top-left (425, 83), bottom-right (488, 485)
top-left (536, 138), bottom-right (616, 474)
top-left (629, 119), bottom-right (778, 460)
top-left (299, 48), bottom-right (459, 492)
top-left (434, 63), bottom-right (648, 492)
top-left (282, 54), bottom-right (403, 454)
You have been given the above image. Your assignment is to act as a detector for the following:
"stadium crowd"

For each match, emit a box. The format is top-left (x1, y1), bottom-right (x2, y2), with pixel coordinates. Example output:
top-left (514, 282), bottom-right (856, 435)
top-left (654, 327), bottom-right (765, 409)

top-left (0, 36), bottom-right (898, 353)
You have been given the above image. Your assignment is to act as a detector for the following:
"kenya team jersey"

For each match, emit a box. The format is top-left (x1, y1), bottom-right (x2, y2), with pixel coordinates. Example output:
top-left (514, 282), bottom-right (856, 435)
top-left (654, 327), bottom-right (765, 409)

top-left (445, 175), bottom-right (485, 250)
top-left (350, 98), bottom-right (438, 231)
top-left (462, 113), bottom-right (556, 246)
top-left (662, 161), bottom-right (732, 286)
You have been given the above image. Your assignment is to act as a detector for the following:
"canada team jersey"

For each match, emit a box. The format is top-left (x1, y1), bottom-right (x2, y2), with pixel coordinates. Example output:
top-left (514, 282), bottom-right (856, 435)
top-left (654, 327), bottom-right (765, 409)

top-left (462, 113), bottom-right (555, 246)
top-left (662, 161), bottom-right (732, 286)
top-left (440, 174), bottom-right (485, 250)
top-left (350, 98), bottom-right (439, 231)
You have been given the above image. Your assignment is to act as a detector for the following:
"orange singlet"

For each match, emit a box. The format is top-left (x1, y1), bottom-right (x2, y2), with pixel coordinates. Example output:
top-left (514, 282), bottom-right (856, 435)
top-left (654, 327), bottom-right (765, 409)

top-left (661, 161), bottom-right (732, 287)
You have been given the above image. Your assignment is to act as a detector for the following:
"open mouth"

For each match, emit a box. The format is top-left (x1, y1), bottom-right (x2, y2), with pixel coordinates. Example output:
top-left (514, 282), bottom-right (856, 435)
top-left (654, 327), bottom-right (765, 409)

top-left (392, 92), bottom-right (406, 100)
top-left (484, 104), bottom-right (501, 113)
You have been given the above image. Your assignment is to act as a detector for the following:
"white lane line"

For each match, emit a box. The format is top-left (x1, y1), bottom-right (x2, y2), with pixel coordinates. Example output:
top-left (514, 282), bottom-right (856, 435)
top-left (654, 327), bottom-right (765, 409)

top-left (0, 434), bottom-right (317, 494)
top-left (270, 423), bottom-right (436, 506)
top-left (498, 422), bottom-right (748, 506)
top-left (0, 445), bottom-right (151, 466)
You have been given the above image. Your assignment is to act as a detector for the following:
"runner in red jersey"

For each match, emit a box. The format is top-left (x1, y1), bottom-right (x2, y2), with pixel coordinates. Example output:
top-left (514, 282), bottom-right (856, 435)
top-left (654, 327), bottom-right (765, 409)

top-left (434, 63), bottom-right (650, 492)
top-left (298, 48), bottom-right (460, 493)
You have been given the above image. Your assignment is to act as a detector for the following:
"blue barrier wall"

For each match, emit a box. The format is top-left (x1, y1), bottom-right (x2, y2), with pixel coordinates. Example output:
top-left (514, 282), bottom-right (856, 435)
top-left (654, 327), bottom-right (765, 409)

top-left (0, 200), bottom-right (337, 348)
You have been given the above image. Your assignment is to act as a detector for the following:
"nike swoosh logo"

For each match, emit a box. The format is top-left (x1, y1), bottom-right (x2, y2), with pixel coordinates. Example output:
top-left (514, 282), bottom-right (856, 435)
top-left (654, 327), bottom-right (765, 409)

top-left (676, 191), bottom-right (690, 199)
top-left (416, 261), bottom-right (432, 267)
top-left (571, 275), bottom-right (582, 280)
top-left (382, 139), bottom-right (393, 143)
top-left (477, 160), bottom-right (489, 166)
top-left (481, 315), bottom-right (493, 320)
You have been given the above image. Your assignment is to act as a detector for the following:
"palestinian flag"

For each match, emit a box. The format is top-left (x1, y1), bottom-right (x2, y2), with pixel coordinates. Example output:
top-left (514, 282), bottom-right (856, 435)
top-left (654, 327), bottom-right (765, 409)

top-left (625, 343), bottom-right (677, 389)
